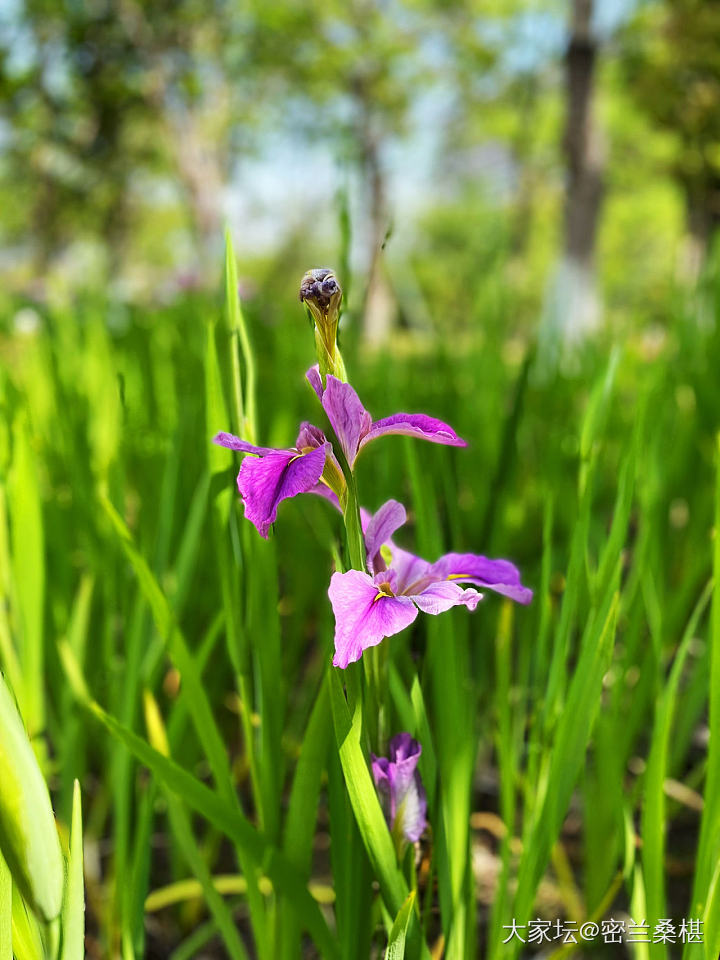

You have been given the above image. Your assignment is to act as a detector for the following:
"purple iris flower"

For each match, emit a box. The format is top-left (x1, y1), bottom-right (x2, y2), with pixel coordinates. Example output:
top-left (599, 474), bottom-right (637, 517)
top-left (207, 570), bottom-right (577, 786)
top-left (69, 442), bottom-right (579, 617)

top-left (214, 374), bottom-right (466, 539)
top-left (329, 500), bottom-right (532, 668)
top-left (214, 423), bottom-right (336, 538)
top-left (306, 366), bottom-right (466, 468)
top-left (371, 733), bottom-right (427, 846)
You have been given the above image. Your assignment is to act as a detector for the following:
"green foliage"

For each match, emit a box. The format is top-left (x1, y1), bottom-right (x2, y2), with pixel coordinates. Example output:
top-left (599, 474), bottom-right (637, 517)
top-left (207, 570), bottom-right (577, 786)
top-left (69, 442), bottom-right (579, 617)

top-left (0, 674), bottom-right (63, 923)
top-left (2, 0), bottom-right (710, 312)
top-left (1, 225), bottom-right (720, 956)
top-left (59, 781), bottom-right (84, 960)
top-left (0, 853), bottom-right (10, 959)
top-left (3, 2), bottom-right (720, 955)
top-left (621, 0), bottom-right (720, 246)
top-left (385, 890), bottom-right (416, 959)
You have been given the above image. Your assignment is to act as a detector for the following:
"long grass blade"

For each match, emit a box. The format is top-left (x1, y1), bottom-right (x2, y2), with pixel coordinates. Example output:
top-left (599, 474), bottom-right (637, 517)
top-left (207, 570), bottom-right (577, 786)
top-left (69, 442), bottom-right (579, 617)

top-left (280, 676), bottom-right (331, 960)
top-left (0, 853), bottom-right (10, 960)
top-left (60, 780), bottom-right (85, 960)
top-left (7, 415), bottom-right (45, 737)
top-left (58, 642), bottom-right (339, 959)
top-left (0, 672), bottom-right (63, 922)
top-left (685, 433), bottom-right (720, 960)
top-left (385, 890), bottom-right (416, 960)
top-left (329, 667), bottom-right (408, 914)
top-left (643, 581), bottom-right (713, 960)
top-left (513, 590), bottom-right (620, 931)
top-left (143, 691), bottom-right (249, 960)
top-left (100, 495), bottom-right (237, 804)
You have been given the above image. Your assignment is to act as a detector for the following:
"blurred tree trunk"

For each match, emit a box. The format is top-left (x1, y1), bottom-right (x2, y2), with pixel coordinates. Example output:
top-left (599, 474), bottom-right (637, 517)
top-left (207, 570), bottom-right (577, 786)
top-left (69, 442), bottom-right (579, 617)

top-left (684, 176), bottom-right (720, 277)
top-left (32, 174), bottom-right (59, 278)
top-left (360, 126), bottom-right (395, 346)
top-left (351, 68), bottom-right (395, 347)
top-left (560, 0), bottom-right (604, 339)
top-left (171, 107), bottom-right (225, 271)
top-left (509, 74), bottom-right (540, 259)
top-left (148, 50), bottom-right (229, 278)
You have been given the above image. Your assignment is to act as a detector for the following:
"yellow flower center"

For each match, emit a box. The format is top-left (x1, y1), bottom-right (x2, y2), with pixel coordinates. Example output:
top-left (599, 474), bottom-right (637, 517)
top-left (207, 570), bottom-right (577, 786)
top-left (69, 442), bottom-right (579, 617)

top-left (373, 582), bottom-right (394, 602)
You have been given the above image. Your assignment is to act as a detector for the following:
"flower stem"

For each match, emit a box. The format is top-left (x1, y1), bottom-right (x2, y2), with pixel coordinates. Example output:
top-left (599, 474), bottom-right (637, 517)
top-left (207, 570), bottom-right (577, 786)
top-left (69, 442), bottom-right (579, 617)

top-left (322, 393), bottom-right (427, 956)
top-left (342, 467), bottom-right (366, 573)
top-left (339, 462), bottom-right (384, 748)
top-left (337, 453), bottom-right (389, 753)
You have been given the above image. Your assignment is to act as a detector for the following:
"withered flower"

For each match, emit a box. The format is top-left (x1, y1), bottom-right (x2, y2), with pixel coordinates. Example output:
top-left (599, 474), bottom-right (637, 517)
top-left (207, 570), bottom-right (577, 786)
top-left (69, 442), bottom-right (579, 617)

top-left (299, 268), bottom-right (346, 380)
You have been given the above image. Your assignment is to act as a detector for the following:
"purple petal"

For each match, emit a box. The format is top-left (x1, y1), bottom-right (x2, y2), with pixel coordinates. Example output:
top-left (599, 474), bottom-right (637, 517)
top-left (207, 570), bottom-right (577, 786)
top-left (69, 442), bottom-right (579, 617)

top-left (387, 734), bottom-right (422, 801)
top-left (430, 552), bottom-right (533, 604)
top-left (305, 368), bottom-right (466, 463)
top-left (297, 424), bottom-right (346, 505)
top-left (295, 421), bottom-right (327, 450)
top-left (409, 579), bottom-right (483, 615)
top-left (371, 754), bottom-right (392, 788)
top-left (238, 444), bottom-right (329, 538)
top-left (371, 755), bottom-right (393, 820)
top-left (390, 546), bottom-right (433, 595)
top-left (360, 507), bottom-right (372, 532)
top-left (389, 732), bottom-right (421, 764)
top-left (306, 364), bottom-right (323, 400)
top-left (375, 568), bottom-right (400, 595)
top-left (361, 414), bottom-right (466, 451)
top-left (387, 735), bottom-right (426, 843)
top-left (321, 376), bottom-right (372, 467)
top-left (213, 432), bottom-right (281, 456)
top-left (309, 483), bottom-right (342, 511)
top-left (328, 570), bottom-right (418, 668)
top-left (365, 500), bottom-right (407, 574)
top-left (396, 767), bottom-right (427, 843)
top-left (372, 734), bottom-right (427, 843)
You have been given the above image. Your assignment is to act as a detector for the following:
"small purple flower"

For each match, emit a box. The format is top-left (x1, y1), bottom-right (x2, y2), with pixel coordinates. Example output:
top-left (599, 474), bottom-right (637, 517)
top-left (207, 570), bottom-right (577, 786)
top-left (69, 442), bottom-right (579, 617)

top-left (371, 733), bottom-right (427, 847)
top-left (329, 500), bottom-right (532, 668)
top-left (214, 370), bottom-right (465, 539)
top-left (214, 423), bottom-right (337, 538)
top-left (306, 367), bottom-right (466, 468)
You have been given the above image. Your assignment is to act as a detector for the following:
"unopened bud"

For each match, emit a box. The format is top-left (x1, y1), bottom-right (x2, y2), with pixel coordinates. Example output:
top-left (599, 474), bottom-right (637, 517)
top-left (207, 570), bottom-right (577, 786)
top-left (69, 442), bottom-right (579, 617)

top-left (299, 268), bottom-right (346, 380)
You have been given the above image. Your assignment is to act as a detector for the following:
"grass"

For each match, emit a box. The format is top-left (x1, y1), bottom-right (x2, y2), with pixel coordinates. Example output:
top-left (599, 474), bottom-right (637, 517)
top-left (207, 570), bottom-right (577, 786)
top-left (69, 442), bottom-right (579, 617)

top-left (0, 250), bottom-right (718, 958)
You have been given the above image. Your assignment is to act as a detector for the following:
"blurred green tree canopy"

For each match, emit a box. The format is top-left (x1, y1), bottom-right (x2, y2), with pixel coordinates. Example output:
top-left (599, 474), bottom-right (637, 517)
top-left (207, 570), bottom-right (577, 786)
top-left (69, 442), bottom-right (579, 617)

top-left (622, 0), bottom-right (720, 261)
top-left (0, 0), bottom-right (714, 334)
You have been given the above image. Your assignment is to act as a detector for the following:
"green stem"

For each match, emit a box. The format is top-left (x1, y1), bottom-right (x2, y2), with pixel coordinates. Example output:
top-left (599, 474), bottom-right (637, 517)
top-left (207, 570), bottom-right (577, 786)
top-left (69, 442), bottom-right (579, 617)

top-left (315, 374), bottom-right (428, 957)
top-left (339, 447), bottom-right (391, 756)
top-left (342, 466), bottom-right (366, 573)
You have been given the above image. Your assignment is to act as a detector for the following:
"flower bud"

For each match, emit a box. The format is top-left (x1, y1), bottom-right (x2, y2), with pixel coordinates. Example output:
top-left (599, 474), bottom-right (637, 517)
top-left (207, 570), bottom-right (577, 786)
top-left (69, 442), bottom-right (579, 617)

top-left (299, 268), bottom-right (346, 381)
top-left (0, 674), bottom-right (63, 921)
top-left (371, 733), bottom-right (427, 858)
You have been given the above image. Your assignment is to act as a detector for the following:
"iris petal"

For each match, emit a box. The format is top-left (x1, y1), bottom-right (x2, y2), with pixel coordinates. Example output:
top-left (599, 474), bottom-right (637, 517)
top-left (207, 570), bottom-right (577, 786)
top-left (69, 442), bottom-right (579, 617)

top-left (328, 570), bottom-right (418, 668)
top-left (430, 552), bottom-right (533, 604)
top-left (371, 734), bottom-right (427, 845)
top-left (305, 366), bottom-right (466, 467)
top-left (409, 579), bottom-right (483, 614)
top-left (361, 413), bottom-right (466, 450)
top-left (320, 376), bottom-right (372, 466)
top-left (238, 444), bottom-right (329, 539)
top-left (364, 500), bottom-right (407, 574)
top-left (213, 432), bottom-right (281, 456)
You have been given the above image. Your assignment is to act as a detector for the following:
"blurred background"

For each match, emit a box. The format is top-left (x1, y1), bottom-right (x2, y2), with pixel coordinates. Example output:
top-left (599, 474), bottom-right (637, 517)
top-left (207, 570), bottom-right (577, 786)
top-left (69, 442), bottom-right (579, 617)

top-left (2, 1), bottom-right (720, 957)
top-left (2, 0), bottom-right (718, 340)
